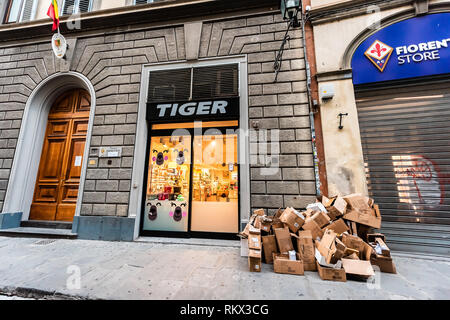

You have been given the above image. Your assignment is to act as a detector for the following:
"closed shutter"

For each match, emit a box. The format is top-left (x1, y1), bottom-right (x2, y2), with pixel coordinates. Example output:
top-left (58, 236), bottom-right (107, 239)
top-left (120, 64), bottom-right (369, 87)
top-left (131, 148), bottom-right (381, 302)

top-left (63, 0), bottom-right (75, 15)
top-left (78, 0), bottom-right (91, 13)
top-left (20, 0), bottom-right (36, 22)
top-left (148, 64), bottom-right (239, 103)
top-left (356, 81), bottom-right (450, 255)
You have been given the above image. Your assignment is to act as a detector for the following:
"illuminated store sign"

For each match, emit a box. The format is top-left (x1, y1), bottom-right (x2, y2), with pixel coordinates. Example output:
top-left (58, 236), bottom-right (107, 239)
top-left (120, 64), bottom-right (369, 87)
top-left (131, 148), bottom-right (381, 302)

top-left (352, 13), bottom-right (450, 84)
top-left (147, 97), bottom-right (240, 122)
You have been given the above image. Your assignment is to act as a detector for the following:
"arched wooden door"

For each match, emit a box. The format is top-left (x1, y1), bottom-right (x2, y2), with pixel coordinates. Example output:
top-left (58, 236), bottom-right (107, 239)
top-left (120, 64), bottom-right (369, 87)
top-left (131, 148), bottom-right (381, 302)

top-left (30, 89), bottom-right (91, 222)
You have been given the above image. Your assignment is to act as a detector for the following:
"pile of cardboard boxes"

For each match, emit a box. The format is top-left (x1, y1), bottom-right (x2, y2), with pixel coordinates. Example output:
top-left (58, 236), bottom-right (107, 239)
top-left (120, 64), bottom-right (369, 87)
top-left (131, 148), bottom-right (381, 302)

top-left (240, 194), bottom-right (396, 282)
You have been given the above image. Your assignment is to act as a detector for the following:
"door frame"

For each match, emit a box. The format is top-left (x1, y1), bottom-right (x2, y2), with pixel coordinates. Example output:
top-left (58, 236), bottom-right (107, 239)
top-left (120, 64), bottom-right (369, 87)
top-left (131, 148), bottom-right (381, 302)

top-left (139, 125), bottom-right (241, 239)
top-left (2, 72), bottom-right (96, 222)
top-left (131, 56), bottom-right (250, 240)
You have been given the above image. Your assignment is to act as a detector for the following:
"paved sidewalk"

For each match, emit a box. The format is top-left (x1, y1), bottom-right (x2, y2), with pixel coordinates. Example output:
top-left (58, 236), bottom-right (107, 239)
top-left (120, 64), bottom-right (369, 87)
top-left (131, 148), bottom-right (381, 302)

top-left (0, 236), bottom-right (449, 300)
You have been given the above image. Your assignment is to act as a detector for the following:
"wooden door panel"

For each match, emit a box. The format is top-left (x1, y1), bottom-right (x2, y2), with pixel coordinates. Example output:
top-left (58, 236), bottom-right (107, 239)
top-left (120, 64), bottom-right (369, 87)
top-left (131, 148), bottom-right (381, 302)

top-left (55, 204), bottom-right (77, 222)
top-left (73, 120), bottom-right (88, 135)
top-left (49, 121), bottom-right (70, 136)
top-left (76, 92), bottom-right (91, 113)
top-left (49, 93), bottom-right (73, 116)
top-left (39, 138), bottom-right (66, 181)
top-left (31, 89), bottom-right (91, 222)
top-left (30, 203), bottom-right (57, 221)
top-left (65, 138), bottom-right (86, 182)
top-left (35, 184), bottom-right (59, 202)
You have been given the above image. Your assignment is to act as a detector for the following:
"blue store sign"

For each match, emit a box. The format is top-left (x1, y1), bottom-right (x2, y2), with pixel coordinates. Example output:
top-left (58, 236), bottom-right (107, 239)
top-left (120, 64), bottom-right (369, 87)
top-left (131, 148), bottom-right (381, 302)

top-left (352, 13), bottom-right (450, 85)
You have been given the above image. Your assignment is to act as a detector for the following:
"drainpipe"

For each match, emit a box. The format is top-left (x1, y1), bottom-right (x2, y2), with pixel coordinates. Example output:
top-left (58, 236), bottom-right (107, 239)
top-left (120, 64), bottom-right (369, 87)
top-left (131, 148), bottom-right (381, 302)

top-left (299, 2), bottom-right (322, 197)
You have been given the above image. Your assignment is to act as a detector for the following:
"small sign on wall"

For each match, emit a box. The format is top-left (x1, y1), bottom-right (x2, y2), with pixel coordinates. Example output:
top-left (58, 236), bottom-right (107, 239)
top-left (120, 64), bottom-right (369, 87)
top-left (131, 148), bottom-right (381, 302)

top-left (74, 156), bottom-right (83, 167)
top-left (99, 147), bottom-right (122, 158)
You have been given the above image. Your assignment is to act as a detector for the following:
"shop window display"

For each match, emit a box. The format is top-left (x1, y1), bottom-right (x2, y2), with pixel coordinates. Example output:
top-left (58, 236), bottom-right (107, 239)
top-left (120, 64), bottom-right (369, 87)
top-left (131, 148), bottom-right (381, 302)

top-left (143, 135), bottom-right (191, 232)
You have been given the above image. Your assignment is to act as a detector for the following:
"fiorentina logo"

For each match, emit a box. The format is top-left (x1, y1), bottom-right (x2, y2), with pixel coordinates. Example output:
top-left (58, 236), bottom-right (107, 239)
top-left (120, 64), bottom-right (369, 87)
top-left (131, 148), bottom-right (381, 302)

top-left (364, 40), bottom-right (394, 72)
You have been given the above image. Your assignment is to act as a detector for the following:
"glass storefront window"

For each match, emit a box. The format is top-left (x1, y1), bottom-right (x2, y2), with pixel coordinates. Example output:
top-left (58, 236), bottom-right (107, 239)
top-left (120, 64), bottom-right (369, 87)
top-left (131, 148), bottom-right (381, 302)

top-left (191, 132), bottom-right (239, 233)
top-left (143, 135), bottom-right (191, 233)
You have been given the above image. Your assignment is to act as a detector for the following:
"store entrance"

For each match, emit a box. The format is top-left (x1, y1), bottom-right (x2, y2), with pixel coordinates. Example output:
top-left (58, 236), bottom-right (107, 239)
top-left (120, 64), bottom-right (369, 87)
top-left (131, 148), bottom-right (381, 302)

top-left (141, 121), bottom-right (240, 238)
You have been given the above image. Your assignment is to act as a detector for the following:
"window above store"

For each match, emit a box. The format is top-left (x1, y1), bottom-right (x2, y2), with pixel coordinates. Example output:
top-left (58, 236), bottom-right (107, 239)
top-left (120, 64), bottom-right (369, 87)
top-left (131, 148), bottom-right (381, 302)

top-left (61, 0), bottom-right (94, 15)
top-left (3, 0), bottom-right (37, 24)
top-left (148, 64), bottom-right (239, 103)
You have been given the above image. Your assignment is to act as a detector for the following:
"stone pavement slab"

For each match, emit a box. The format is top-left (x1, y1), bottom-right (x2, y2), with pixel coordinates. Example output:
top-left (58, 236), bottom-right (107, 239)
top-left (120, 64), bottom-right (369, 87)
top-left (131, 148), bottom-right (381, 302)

top-left (0, 236), bottom-right (449, 300)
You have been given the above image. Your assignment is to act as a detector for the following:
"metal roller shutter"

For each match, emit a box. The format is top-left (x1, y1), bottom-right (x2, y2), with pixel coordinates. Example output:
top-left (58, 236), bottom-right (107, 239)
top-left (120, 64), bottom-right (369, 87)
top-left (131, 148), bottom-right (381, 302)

top-left (356, 81), bottom-right (450, 255)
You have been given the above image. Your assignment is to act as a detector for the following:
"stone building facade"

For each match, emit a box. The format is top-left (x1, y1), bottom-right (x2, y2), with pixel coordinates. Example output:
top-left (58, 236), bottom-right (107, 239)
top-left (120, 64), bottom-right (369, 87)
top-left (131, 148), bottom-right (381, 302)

top-left (0, 0), bottom-right (317, 240)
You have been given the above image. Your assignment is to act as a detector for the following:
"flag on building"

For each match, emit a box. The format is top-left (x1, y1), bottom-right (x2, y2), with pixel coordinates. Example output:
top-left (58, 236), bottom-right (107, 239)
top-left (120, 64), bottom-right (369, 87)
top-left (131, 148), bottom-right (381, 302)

top-left (47, 0), bottom-right (60, 31)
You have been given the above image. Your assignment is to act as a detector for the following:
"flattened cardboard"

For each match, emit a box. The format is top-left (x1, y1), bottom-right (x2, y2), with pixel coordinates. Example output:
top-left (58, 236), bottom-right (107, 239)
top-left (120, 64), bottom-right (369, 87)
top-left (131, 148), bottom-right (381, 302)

top-left (342, 258), bottom-right (375, 278)
top-left (262, 235), bottom-right (278, 264)
top-left (311, 211), bottom-right (331, 228)
top-left (274, 227), bottom-right (294, 254)
top-left (316, 261), bottom-right (346, 282)
top-left (240, 223), bottom-right (250, 238)
top-left (273, 253), bottom-right (304, 276)
top-left (280, 207), bottom-right (305, 233)
top-left (248, 227), bottom-right (262, 250)
top-left (323, 218), bottom-right (349, 235)
top-left (302, 219), bottom-right (324, 240)
top-left (296, 230), bottom-right (316, 271)
top-left (248, 249), bottom-right (262, 272)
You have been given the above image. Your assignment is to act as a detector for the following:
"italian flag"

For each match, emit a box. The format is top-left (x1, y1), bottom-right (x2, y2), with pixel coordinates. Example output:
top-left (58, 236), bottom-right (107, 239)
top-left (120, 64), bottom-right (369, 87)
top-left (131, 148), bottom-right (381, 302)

top-left (47, 0), bottom-right (59, 32)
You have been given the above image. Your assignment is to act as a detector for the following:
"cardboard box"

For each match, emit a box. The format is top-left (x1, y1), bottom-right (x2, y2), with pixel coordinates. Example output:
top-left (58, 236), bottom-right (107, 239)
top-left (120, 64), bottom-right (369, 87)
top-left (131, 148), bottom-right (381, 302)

top-left (273, 253), bottom-right (304, 276)
top-left (302, 219), bottom-right (324, 240)
top-left (274, 227), bottom-right (294, 254)
top-left (343, 194), bottom-right (381, 229)
top-left (323, 218), bottom-right (349, 235)
top-left (280, 207), bottom-right (305, 233)
top-left (316, 261), bottom-right (347, 282)
top-left (271, 218), bottom-right (284, 233)
top-left (342, 258), bottom-right (375, 279)
top-left (342, 233), bottom-right (366, 253)
top-left (295, 230), bottom-right (316, 271)
top-left (316, 229), bottom-right (337, 264)
top-left (307, 202), bottom-right (327, 213)
top-left (326, 196), bottom-right (348, 220)
top-left (314, 247), bottom-right (342, 269)
top-left (310, 211), bottom-right (331, 228)
top-left (248, 226), bottom-right (262, 250)
top-left (240, 238), bottom-right (249, 257)
top-left (248, 249), bottom-right (262, 272)
top-left (256, 216), bottom-right (272, 233)
top-left (262, 235), bottom-right (278, 264)
top-left (371, 255), bottom-right (397, 274)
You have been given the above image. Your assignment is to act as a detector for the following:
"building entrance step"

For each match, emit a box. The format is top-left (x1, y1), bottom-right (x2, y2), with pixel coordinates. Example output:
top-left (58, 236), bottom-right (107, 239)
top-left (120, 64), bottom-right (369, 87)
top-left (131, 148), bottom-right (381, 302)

top-left (20, 220), bottom-right (73, 230)
top-left (0, 227), bottom-right (77, 239)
